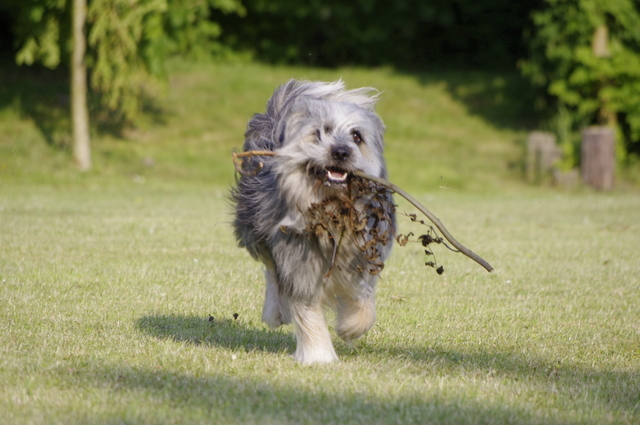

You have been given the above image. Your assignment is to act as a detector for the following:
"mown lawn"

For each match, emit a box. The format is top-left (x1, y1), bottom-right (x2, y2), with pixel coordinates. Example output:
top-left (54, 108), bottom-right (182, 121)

top-left (1, 185), bottom-right (638, 425)
top-left (0, 59), bottom-right (532, 192)
top-left (1, 60), bottom-right (639, 424)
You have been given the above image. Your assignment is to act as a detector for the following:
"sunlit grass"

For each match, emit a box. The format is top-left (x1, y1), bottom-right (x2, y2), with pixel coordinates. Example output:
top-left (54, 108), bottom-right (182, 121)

top-left (0, 60), bottom-right (530, 192)
top-left (1, 60), bottom-right (639, 424)
top-left (0, 186), bottom-right (638, 424)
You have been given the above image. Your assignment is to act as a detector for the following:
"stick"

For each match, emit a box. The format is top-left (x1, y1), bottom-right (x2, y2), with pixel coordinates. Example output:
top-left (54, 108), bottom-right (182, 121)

top-left (353, 170), bottom-right (494, 272)
top-left (232, 150), bottom-right (276, 175)
top-left (233, 150), bottom-right (494, 273)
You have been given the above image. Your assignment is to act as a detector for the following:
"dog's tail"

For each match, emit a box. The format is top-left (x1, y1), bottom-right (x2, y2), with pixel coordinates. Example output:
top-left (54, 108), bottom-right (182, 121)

top-left (243, 80), bottom-right (381, 152)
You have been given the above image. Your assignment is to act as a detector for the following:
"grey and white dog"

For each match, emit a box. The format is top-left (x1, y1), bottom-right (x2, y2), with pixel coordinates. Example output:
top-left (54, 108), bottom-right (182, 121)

top-left (232, 80), bottom-right (395, 364)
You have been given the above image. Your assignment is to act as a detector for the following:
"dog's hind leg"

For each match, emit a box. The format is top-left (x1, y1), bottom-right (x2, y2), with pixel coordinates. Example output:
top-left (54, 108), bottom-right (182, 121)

top-left (290, 299), bottom-right (338, 364)
top-left (261, 268), bottom-right (289, 328)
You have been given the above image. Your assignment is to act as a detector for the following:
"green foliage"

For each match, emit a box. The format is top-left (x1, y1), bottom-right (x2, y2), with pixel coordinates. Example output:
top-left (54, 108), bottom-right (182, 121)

top-left (87, 0), bottom-right (167, 123)
top-left (8, 0), bottom-right (244, 123)
top-left (11, 0), bottom-right (69, 69)
top-left (542, 105), bottom-right (586, 170)
top-left (521, 0), bottom-right (640, 160)
top-left (162, 0), bottom-right (246, 60)
top-left (216, 0), bottom-right (535, 69)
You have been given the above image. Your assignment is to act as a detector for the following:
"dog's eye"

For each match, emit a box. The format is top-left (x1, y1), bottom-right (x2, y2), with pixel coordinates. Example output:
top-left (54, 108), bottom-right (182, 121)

top-left (314, 129), bottom-right (321, 142)
top-left (351, 130), bottom-right (364, 145)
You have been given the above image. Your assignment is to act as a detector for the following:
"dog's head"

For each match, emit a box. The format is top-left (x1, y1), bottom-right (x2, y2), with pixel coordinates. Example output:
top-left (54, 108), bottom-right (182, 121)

top-left (272, 82), bottom-right (387, 203)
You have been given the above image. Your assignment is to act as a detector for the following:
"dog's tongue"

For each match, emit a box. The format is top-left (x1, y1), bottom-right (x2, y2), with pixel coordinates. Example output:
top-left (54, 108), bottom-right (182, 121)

top-left (327, 168), bottom-right (348, 182)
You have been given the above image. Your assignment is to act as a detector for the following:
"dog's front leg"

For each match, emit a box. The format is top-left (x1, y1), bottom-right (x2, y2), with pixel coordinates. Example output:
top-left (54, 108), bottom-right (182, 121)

top-left (289, 298), bottom-right (338, 364)
top-left (272, 234), bottom-right (338, 364)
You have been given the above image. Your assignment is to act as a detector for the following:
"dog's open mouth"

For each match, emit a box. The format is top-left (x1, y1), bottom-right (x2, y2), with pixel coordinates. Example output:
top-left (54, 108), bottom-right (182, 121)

top-left (326, 167), bottom-right (349, 183)
top-left (312, 166), bottom-right (350, 186)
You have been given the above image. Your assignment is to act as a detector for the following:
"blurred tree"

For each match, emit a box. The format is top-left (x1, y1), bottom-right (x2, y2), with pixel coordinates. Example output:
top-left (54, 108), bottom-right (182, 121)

top-left (11, 0), bottom-right (244, 123)
top-left (5, 0), bottom-right (244, 168)
top-left (521, 0), bottom-right (640, 163)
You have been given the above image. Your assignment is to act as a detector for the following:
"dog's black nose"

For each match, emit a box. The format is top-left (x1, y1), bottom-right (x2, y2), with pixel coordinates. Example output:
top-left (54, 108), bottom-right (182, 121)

top-left (331, 145), bottom-right (351, 162)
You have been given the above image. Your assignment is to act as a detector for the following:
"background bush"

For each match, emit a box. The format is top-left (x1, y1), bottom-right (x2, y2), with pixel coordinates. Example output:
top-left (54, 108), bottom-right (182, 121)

top-left (520, 0), bottom-right (640, 161)
top-left (213, 0), bottom-right (537, 69)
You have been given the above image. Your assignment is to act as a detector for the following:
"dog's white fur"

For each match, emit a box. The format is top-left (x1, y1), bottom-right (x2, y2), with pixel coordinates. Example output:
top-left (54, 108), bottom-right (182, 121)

top-left (232, 80), bottom-right (394, 364)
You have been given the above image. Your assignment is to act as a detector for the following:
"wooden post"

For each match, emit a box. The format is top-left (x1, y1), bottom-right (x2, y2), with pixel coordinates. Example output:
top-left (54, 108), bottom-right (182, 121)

top-left (581, 127), bottom-right (615, 191)
top-left (526, 131), bottom-right (561, 183)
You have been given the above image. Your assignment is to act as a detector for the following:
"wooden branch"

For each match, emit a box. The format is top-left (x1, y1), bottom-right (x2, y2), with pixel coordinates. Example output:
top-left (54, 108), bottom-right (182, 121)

top-left (233, 150), bottom-right (494, 273)
top-left (353, 171), bottom-right (494, 273)
top-left (232, 150), bottom-right (276, 175)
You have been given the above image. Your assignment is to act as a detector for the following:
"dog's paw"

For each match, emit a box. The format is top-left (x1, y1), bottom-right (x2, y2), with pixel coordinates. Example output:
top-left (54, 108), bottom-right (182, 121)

top-left (293, 346), bottom-right (339, 364)
top-left (261, 313), bottom-right (283, 329)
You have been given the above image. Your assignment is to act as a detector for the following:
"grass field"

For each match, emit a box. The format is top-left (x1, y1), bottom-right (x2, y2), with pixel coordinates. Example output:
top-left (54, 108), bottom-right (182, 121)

top-left (1, 59), bottom-right (536, 192)
top-left (1, 60), bottom-right (639, 424)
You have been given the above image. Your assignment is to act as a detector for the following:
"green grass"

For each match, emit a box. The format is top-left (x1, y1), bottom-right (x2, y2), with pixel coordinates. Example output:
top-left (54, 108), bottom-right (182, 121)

top-left (0, 59), bottom-right (534, 192)
top-left (1, 60), bottom-right (639, 424)
top-left (1, 186), bottom-right (638, 424)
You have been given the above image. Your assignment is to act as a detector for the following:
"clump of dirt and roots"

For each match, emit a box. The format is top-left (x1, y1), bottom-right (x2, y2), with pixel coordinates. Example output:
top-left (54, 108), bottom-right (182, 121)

top-left (300, 177), bottom-right (450, 277)
top-left (302, 176), bottom-right (395, 277)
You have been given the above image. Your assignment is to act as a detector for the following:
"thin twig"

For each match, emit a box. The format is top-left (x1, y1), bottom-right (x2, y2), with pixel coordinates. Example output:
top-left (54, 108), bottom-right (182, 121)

top-left (233, 150), bottom-right (494, 273)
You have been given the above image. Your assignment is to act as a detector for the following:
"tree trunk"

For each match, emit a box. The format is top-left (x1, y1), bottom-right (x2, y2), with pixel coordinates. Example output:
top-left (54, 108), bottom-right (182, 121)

top-left (71, 0), bottom-right (91, 171)
top-left (581, 126), bottom-right (615, 191)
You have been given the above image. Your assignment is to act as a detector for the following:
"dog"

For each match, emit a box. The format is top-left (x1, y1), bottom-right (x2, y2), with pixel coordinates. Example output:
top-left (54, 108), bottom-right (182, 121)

top-left (231, 80), bottom-right (395, 364)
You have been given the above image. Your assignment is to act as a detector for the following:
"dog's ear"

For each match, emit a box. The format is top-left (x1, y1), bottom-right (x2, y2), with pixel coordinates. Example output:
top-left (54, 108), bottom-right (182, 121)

top-left (271, 96), bottom-right (317, 147)
top-left (364, 110), bottom-right (387, 152)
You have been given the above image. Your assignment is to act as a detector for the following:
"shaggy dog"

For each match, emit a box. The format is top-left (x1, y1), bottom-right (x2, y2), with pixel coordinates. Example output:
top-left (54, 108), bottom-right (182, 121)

top-left (232, 80), bottom-right (395, 364)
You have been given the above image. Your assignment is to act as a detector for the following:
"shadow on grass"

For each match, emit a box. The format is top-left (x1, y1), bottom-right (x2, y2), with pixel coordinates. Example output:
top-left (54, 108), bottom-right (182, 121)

top-left (0, 60), bottom-right (72, 148)
top-left (0, 58), bottom-right (166, 147)
top-left (352, 344), bottom-right (640, 415)
top-left (137, 313), bottom-right (295, 354)
top-left (137, 313), bottom-right (639, 420)
top-left (73, 362), bottom-right (557, 425)
top-left (406, 68), bottom-right (540, 132)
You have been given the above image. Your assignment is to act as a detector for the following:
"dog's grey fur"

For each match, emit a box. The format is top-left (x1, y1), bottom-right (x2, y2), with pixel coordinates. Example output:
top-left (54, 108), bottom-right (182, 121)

top-left (231, 80), bottom-right (395, 364)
